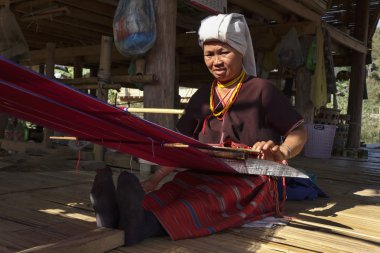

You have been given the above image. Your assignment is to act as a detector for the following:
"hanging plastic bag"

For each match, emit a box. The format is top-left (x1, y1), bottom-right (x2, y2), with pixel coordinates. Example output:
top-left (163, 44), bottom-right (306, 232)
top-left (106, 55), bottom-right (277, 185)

top-left (277, 27), bottom-right (304, 69)
top-left (0, 6), bottom-right (30, 61)
top-left (113, 0), bottom-right (156, 56)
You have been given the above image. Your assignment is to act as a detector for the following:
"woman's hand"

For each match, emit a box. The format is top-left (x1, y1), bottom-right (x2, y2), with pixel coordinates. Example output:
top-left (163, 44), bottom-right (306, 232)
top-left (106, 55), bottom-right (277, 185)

top-left (141, 178), bottom-right (159, 193)
top-left (141, 178), bottom-right (161, 193)
top-left (141, 166), bottom-right (176, 193)
top-left (252, 140), bottom-right (290, 163)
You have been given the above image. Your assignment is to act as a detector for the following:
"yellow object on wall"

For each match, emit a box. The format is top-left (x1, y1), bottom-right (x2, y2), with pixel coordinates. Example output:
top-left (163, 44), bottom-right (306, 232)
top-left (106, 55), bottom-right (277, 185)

top-left (310, 24), bottom-right (327, 109)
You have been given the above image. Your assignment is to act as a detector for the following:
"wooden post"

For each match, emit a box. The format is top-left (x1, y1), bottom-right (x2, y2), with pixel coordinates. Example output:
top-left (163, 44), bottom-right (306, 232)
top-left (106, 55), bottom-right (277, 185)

top-left (0, 113), bottom-right (8, 139)
top-left (144, 0), bottom-right (177, 129)
top-left (93, 36), bottom-right (112, 161)
top-left (346, 0), bottom-right (369, 148)
top-left (74, 56), bottom-right (83, 79)
top-left (174, 50), bottom-right (181, 118)
top-left (295, 66), bottom-right (314, 124)
top-left (89, 67), bottom-right (98, 97)
top-left (43, 42), bottom-right (56, 148)
top-left (74, 56), bottom-right (86, 94)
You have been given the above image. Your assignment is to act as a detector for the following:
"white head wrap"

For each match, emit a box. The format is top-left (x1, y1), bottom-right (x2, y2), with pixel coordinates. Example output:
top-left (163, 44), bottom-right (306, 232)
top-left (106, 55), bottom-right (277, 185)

top-left (198, 13), bottom-right (257, 76)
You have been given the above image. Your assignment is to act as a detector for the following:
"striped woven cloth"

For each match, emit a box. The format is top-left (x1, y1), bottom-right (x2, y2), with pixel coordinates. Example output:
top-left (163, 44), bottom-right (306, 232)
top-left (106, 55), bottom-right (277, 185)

top-left (143, 171), bottom-right (276, 240)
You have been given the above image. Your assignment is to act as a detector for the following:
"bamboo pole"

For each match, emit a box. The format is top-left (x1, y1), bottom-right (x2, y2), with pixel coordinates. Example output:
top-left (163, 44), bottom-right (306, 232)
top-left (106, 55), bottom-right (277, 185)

top-left (127, 108), bottom-right (184, 115)
top-left (93, 36), bottom-right (112, 161)
top-left (50, 136), bottom-right (77, 140)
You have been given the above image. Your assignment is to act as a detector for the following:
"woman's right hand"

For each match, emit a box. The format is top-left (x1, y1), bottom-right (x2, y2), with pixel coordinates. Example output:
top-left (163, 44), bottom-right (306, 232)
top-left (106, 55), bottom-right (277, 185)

top-left (252, 140), bottom-right (289, 162)
top-left (141, 166), bottom-right (176, 193)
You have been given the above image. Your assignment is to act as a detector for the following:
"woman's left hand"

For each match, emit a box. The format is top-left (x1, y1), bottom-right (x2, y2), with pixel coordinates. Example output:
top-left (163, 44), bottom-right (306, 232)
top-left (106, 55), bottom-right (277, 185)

top-left (252, 140), bottom-right (289, 163)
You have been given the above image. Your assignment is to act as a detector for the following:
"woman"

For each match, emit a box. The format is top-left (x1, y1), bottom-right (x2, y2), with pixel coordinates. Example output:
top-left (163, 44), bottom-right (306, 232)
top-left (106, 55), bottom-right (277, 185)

top-left (91, 13), bottom-right (307, 246)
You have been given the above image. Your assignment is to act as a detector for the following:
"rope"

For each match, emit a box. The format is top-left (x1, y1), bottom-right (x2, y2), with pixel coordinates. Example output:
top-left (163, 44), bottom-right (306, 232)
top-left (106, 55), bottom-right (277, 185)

top-left (271, 177), bottom-right (285, 218)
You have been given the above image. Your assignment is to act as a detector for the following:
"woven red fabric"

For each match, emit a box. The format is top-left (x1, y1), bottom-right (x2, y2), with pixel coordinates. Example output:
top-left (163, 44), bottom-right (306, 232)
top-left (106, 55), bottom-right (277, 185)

top-left (0, 57), bottom-right (233, 172)
top-left (143, 171), bottom-right (276, 240)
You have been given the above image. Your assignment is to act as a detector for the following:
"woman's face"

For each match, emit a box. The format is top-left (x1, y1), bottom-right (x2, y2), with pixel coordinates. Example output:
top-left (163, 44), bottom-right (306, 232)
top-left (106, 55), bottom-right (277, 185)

top-left (203, 41), bottom-right (243, 82)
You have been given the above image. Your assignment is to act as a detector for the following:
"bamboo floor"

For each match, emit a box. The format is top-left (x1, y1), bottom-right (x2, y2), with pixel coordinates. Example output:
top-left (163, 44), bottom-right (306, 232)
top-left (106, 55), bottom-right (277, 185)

top-left (0, 148), bottom-right (379, 253)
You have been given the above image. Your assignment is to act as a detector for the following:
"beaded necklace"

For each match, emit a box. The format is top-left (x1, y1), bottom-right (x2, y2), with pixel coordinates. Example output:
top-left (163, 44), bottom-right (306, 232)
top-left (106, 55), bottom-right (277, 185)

top-left (210, 70), bottom-right (246, 118)
top-left (216, 70), bottom-right (245, 88)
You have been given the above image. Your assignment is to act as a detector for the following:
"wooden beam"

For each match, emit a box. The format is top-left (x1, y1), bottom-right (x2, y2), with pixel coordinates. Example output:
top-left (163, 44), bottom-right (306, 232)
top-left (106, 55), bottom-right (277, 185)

top-left (18, 228), bottom-right (124, 253)
top-left (229, 0), bottom-right (284, 23)
top-left (51, 17), bottom-right (113, 36)
top-left (61, 75), bottom-right (154, 85)
top-left (324, 24), bottom-right (367, 54)
top-left (12, 0), bottom-right (53, 9)
top-left (175, 21), bottom-right (316, 56)
top-left (251, 21), bottom-right (316, 37)
top-left (21, 24), bottom-right (96, 46)
top-left (68, 7), bottom-right (113, 27)
top-left (21, 19), bottom-right (103, 41)
top-left (368, 4), bottom-right (380, 41)
top-left (96, 0), bottom-right (118, 6)
top-left (271, 0), bottom-right (367, 53)
top-left (297, 0), bottom-right (328, 15)
top-left (22, 29), bottom-right (84, 47)
top-left (271, 0), bottom-right (321, 22)
top-left (28, 45), bottom-right (100, 60)
top-left (22, 45), bottom-right (127, 65)
top-left (55, 0), bottom-right (115, 17)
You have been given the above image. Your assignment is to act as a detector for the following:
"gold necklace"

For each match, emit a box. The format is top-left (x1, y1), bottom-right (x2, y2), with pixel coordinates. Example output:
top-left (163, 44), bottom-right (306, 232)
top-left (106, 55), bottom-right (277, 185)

top-left (217, 70), bottom-right (245, 88)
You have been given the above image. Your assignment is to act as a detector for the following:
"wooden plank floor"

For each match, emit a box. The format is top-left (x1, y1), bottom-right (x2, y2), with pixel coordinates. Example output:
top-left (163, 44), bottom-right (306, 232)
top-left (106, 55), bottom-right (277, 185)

top-left (0, 148), bottom-right (379, 253)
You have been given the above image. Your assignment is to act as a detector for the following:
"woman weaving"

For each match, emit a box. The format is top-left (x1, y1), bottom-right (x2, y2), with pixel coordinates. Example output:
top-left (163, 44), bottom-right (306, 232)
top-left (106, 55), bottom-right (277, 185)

top-left (90, 13), bottom-right (307, 246)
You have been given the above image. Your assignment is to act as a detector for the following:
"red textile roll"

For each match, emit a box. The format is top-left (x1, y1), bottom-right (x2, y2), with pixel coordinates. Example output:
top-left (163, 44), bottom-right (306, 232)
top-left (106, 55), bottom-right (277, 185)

top-left (143, 171), bottom-right (276, 240)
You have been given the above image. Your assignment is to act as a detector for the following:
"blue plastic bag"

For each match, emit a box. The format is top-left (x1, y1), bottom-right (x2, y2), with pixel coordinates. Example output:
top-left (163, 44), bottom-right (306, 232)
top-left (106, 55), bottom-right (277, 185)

top-left (113, 0), bottom-right (156, 56)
